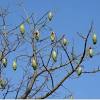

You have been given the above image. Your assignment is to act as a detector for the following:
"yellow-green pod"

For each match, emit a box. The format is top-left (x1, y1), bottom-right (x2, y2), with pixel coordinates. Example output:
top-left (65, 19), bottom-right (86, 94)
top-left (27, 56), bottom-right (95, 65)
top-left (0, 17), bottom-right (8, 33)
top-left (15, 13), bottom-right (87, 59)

top-left (92, 33), bottom-right (97, 45)
top-left (26, 17), bottom-right (30, 24)
top-left (50, 32), bottom-right (55, 42)
top-left (34, 30), bottom-right (40, 41)
top-left (32, 57), bottom-right (37, 70)
top-left (76, 67), bottom-right (82, 76)
top-left (48, 11), bottom-right (53, 21)
top-left (0, 52), bottom-right (3, 60)
top-left (52, 50), bottom-right (57, 62)
top-left (20, 24), bottom-right (25, 34)
top-left (62, 38), bottom-right (68, 46)
top-left (2, 58), bottom-right (7, 67)
top-left (12, 60), bottom-right (17, 71)
top-left (70, 95), bottom-right (74, 100)
top-left (89, 47), bottom-right (93, 58)
top-left (0, 79), bottom-right (6, 89)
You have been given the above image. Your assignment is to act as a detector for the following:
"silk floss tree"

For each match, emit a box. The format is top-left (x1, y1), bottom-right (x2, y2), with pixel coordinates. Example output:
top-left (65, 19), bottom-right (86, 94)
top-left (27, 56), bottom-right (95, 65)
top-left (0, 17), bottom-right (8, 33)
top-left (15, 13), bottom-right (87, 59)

top-left (0, 4), bottom-right (100, 99)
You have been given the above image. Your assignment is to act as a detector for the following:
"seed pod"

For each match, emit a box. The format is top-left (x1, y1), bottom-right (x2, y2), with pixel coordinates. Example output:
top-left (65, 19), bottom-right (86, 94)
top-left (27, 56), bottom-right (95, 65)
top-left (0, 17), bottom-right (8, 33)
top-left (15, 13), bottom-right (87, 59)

top-left (32, 57), bottom-right (37, 70)
top-left (26, 17), bottom-right (30, 24)
top-left (34, 30), bottom-right (40, 41)
top-left (12, 60), bottom-right (17, 71)
top-left (76, 67), bottom-right (82, 76)
top-left (48, 11), bottom-right (53, 21)
top-left (20, 24), bottom-right (25, 35)
top-left (92, 33), bottom-right (97, 45)
top-left (50, 32), bottom-right (55, 42)
top-left (0, 52), bottom-right (3, 60)
top-left (89, 47), bottom-right (93, 58)
top-left (2, 58), bottom-right (7, 67)
top-left (70, 95), bottom-right (74, 100)
top-left (62, 38), bottom-right (68, 46)
top-left (52, 50), bottom-right (57, 62)
top-left (0, 79), bottom-right (6, 89)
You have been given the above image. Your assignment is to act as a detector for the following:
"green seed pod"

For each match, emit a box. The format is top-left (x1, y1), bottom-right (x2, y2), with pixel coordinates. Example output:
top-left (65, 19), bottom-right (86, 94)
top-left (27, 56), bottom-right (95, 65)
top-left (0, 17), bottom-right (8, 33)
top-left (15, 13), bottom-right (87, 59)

top-left (70, 95), bottom-right (74, 100)
top-left (34, 30), bottom-right (40, 41)
top-left (26, 17), bottom-right (30, 24)
top-left (50, 32), bottom-right (55, 42)
top-left (76, 67), bottom-right (82, 76)
top-left (2, 58), bottom-right (7, 67)
top-left (0, 52), bottom-right (3, 60)
top-left (89, 47), bottom-right (93, 58)
top-left (62, 38), bottom-right (68, 46)
top-left (32, 57), bottom-right (37, 70)
top-left (52, 50), bottom-right (57, 62)
top-left (0, 79), bottom-right (6, 89)
top-left (12, 60), bottom-right (17, 71)
top-left (92, 33), bottom-right (97, 45)
top-left (20, 24), bottom-right (25, 34)
top-left (48, 11), bottom-right (53, 21)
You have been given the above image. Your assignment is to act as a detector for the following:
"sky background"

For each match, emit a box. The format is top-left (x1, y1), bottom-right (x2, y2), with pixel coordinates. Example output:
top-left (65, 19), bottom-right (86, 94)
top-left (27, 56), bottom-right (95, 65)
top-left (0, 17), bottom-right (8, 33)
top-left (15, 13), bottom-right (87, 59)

top-left (0, 0), bottom-right (100, 99)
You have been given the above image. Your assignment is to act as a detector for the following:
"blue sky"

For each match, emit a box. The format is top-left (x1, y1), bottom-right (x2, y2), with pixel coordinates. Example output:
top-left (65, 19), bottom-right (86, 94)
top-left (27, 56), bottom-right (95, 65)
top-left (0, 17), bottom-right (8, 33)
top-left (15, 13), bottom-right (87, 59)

top-left (0, 0), bottom-right (100, 99)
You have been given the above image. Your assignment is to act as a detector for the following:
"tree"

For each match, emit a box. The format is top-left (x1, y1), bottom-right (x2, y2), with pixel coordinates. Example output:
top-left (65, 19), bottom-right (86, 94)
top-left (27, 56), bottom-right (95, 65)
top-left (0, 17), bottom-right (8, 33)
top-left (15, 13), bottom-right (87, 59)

top-left (0, 2), bottom-right (100, 99)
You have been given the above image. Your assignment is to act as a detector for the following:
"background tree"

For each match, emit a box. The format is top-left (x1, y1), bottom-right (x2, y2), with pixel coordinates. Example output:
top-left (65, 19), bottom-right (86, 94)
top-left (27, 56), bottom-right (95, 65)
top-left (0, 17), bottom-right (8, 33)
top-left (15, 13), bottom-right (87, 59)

top-left (0, 0), bottom-right (100, 99)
